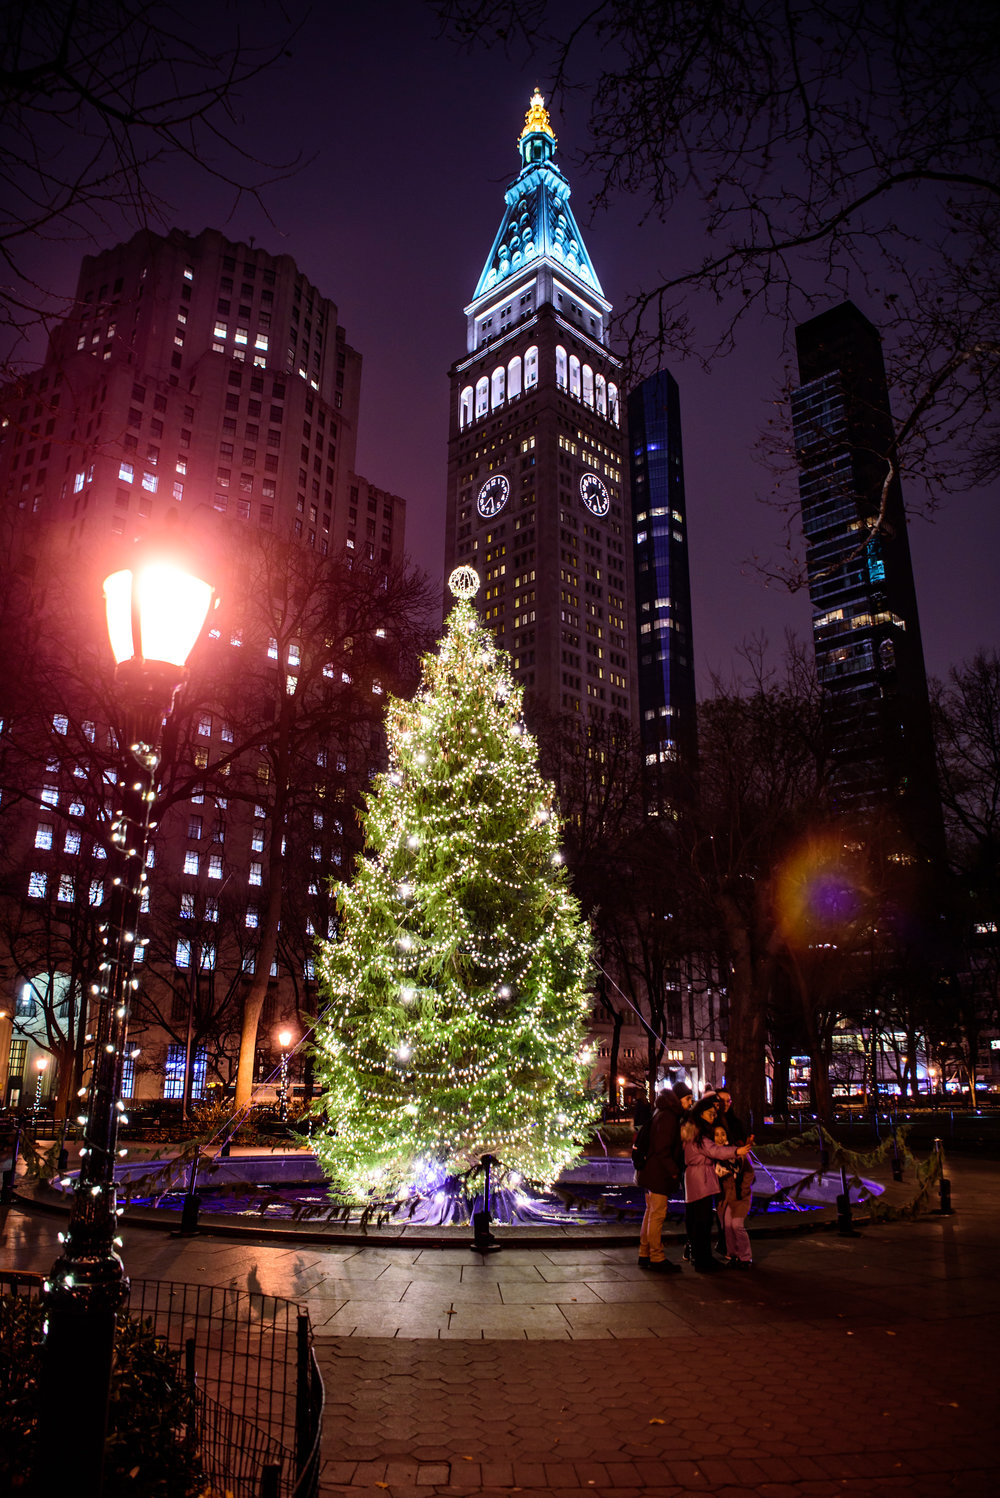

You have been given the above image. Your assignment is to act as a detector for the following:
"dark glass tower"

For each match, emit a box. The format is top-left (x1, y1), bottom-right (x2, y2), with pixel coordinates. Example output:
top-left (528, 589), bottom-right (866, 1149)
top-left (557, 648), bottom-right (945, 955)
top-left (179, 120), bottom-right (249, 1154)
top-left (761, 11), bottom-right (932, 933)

top-left (792, 301), bottom-right (943, 859)
top-left (628, 369), bottom-right (697, 804)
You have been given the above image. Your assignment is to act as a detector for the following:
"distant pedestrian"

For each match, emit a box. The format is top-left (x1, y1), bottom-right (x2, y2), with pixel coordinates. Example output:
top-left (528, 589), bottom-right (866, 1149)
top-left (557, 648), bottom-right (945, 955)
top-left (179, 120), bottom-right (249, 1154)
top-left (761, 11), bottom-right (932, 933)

top-left (680, 1095), bottom-right (752, 1273)
top-left (635, 1088), bottom-right (686, 1273)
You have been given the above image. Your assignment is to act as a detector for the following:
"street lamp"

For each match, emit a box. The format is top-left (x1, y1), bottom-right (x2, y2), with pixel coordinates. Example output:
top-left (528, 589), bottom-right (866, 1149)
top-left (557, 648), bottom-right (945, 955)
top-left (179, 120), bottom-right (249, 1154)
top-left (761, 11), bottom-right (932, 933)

top-left (277, 1028), bottom-right (294, 1121)
top-left (33, 1054), bottom-right (49, 1112)
top-left (39, 537), bottom-right (215, 1496)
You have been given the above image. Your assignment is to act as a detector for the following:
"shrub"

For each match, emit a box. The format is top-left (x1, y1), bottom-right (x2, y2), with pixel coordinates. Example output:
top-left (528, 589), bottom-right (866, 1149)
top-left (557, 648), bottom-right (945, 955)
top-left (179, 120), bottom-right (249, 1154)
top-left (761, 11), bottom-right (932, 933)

top-left (0, 1294), bottom-right (203, 1496)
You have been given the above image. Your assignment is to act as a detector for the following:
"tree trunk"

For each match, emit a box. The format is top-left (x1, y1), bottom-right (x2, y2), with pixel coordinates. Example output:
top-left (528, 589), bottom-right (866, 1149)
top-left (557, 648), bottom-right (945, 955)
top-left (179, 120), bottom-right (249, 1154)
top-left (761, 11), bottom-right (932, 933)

top-left (719, 894), bottom-right (768, 1129)
top-left (606, 1007), bottom-right (623, 1111)
top-left (53, 1039), bottom-right (75, 1122)
top-left (771, 1045), bottom-right (790, 1117)
top-left (233, 868), bottom-right (283, 1113)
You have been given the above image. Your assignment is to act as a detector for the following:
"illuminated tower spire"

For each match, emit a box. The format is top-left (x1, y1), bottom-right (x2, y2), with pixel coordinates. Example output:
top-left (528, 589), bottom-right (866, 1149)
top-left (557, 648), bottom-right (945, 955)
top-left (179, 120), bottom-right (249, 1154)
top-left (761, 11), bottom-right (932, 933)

top-left (471, 90), bottom-right (605, 323)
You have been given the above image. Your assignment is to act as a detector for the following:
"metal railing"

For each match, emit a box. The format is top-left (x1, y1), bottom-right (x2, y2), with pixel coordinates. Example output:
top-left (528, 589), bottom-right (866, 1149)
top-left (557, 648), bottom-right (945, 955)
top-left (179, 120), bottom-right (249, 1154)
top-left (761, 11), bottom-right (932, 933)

top-left (0, 1270), bottom-right (323, 1497)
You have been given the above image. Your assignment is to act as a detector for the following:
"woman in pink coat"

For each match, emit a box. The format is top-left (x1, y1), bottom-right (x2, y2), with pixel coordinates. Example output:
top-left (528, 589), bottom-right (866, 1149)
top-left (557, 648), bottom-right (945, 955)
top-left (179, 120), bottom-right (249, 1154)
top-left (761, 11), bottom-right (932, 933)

top-left (681, 1096), bottom-right (753, 1272)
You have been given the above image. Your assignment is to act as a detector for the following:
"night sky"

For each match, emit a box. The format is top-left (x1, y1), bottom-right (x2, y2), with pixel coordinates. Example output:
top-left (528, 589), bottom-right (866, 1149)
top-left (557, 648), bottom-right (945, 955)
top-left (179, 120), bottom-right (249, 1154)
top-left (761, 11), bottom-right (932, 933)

top-left (16, 3), bottom-right (999, 693)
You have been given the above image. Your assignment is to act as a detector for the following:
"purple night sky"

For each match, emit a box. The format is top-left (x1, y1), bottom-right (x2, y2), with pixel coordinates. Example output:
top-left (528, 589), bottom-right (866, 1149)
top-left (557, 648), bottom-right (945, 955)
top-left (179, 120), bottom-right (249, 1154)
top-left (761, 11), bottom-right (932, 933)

top-left (17, 4), bottom-right (999, 693)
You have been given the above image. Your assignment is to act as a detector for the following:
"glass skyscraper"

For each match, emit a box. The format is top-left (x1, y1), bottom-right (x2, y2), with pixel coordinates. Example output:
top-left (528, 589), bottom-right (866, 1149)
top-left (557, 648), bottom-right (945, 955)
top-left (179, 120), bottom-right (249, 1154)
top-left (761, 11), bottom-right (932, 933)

top-left (628, 369), bottom-right (697, 805)
top-left (792, 301), bottom-right (943, 859)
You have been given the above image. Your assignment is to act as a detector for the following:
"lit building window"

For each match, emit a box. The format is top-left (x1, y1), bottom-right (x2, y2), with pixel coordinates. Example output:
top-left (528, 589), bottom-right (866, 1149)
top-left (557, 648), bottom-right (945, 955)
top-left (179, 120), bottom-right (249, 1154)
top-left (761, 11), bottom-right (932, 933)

top-left (163, 1044), bottom-right (207, 1100)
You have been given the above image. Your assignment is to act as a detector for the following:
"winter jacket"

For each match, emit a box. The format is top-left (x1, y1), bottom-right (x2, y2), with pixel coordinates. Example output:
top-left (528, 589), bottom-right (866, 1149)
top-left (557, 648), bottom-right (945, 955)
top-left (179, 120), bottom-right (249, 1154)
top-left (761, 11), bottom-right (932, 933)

top-left (719, 1156), bottom-right (756, 1216)
top-left (681, 1119), bottom-right (740, 1203)
top-left (635, 1089), bottom-right (685, 1195)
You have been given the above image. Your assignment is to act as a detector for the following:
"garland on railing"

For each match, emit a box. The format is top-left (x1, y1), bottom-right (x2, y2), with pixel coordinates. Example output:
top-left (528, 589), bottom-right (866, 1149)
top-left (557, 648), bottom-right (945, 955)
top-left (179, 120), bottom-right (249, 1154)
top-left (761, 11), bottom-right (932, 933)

top-left (754, 1124), bottom-right (945, 1221)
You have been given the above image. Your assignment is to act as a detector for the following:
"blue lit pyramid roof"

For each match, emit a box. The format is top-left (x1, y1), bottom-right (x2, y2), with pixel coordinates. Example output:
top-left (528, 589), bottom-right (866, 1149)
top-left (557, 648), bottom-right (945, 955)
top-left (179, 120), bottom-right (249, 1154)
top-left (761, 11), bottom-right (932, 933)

top-left (472, 91), bottom-right (604, 303)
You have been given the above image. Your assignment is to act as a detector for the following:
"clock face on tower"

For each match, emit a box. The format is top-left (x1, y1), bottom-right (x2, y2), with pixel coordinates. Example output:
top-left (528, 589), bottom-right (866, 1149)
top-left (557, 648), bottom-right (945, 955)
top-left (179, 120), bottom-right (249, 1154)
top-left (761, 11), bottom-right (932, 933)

top-left (477, 473), bottom-right (510, 518)
top-left (579, 471), bottom-right (610, 516)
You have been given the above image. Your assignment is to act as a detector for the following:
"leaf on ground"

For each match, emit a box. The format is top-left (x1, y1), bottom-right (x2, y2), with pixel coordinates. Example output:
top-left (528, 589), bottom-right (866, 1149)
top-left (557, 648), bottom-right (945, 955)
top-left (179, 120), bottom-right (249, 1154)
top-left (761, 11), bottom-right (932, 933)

top-left (649, 1417), bottom-right (665, 1424)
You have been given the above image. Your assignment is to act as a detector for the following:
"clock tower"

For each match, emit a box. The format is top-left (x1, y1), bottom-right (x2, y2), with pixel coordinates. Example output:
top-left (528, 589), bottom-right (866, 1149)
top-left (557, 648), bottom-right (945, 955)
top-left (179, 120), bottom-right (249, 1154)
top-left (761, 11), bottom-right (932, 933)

top-left (445, 92), bottom-right (639, 733)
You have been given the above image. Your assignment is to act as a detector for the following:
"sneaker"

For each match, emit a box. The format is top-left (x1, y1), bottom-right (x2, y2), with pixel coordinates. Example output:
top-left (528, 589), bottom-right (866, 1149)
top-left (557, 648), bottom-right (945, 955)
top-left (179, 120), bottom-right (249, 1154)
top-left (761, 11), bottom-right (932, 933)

top-left (648, 1259), bottom-right (681, 1274)
top-left (681, 1243), bottom-right (693, 1262)
top-left (734, 1259), bottom-right (753, 1270)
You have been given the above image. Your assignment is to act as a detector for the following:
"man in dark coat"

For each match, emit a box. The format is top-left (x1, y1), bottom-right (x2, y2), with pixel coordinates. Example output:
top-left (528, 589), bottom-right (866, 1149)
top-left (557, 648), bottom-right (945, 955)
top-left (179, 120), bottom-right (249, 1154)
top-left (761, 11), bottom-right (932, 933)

top-left (716, 1089), bottom-right (748, 1144)
top-left (636, 1083), bottom-right (691, 1272)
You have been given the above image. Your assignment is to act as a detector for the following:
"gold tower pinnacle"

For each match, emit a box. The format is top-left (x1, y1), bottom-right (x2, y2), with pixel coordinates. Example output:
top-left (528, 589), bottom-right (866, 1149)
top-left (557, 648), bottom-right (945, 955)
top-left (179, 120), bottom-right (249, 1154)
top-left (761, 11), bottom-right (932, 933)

top-left (519, 89), bottom-right (556, 145)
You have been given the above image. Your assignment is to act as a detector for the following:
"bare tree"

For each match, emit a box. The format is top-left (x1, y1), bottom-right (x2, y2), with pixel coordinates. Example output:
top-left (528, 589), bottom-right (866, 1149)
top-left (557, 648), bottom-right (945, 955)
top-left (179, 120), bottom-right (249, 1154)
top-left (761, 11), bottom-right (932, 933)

top-left (932, 650), bottom-right (1000, 1093)
top-left (1, 0), bottom-right (303, 369)
top-left (199, 533), bottom-right (435, 1111)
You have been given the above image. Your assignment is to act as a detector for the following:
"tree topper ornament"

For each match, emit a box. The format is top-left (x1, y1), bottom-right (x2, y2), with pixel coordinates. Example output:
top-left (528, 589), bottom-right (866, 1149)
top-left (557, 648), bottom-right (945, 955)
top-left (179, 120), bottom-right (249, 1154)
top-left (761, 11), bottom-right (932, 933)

top-left (448, 565), bottom-right (480, 601)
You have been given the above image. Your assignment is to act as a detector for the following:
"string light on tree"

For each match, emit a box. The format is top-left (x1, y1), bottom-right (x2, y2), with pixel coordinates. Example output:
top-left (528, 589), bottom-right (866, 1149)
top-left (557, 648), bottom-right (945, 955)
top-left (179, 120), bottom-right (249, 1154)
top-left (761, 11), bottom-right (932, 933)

top-left (311, 567), bottom-right (598, 1206)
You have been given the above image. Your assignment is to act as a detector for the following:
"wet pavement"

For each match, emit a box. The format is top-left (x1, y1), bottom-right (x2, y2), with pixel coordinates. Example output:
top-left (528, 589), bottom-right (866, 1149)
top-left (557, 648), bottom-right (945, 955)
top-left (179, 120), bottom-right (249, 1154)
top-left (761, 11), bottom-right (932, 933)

top-left (2, 1150), bottom-right (996, 1496)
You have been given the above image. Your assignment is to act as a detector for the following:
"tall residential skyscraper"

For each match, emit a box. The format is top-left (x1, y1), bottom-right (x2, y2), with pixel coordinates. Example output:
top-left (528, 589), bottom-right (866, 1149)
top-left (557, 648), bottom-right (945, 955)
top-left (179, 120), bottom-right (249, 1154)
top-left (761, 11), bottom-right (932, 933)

top-left (0, 225), bottom-right (406, 566)
top-left (0, 228), bottom-right (410, 1106)
top-left (444, 92), bottom-right (639, 732)
top-left (791, 301), bottom-right (943, 858)
top-left (628, 369), bottom-right (697, 799)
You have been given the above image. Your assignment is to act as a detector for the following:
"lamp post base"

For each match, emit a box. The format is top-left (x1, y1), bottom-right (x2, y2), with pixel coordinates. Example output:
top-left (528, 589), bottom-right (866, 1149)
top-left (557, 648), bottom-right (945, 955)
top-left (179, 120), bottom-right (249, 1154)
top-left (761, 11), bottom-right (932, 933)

top-left (37, 1299), bottom-right (117, 1498)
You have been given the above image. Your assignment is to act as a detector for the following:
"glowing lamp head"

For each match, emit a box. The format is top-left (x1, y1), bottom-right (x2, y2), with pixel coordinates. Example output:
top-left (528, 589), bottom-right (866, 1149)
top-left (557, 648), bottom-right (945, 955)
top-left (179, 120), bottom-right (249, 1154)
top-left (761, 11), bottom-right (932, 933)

top-left (277, 1029), bottom-right (293, 1049)
top-left (35, 1055), bottom-right (49, 1072)
top-left (104, 552), bottom-right (215, 671)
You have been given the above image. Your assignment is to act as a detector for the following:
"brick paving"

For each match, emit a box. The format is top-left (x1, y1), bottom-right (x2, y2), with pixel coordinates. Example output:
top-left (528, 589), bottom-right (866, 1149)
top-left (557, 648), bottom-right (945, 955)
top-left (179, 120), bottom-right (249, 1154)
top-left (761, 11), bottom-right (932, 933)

top-left (3, 1153), bottom-right (997, 1495)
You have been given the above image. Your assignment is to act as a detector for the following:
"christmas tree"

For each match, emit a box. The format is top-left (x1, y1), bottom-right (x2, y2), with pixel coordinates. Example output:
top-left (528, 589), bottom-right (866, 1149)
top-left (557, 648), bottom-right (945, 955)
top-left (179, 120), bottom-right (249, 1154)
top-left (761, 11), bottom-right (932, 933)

top-left (311, 566), bottom-right (598, 1206)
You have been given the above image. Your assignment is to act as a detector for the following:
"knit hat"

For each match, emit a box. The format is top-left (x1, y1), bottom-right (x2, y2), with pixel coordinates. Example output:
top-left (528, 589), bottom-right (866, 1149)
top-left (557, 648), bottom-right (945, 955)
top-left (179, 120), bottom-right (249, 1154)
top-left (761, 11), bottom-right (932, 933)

top-left (672, 1081), bottom-right (693, 1101)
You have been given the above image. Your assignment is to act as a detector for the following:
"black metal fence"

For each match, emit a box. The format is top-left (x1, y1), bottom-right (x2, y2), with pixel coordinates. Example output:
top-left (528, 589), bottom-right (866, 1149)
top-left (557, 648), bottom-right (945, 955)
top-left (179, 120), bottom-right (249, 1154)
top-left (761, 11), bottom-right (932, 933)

top-left (0, 1270), bottom-right (323, 1497)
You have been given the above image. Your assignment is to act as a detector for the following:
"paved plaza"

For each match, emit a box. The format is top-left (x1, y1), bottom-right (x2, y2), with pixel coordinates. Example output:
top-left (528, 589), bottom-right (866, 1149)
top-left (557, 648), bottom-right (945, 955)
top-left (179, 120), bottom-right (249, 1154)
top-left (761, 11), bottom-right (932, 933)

top-left (2, 1152), bottom-right (997, 1497)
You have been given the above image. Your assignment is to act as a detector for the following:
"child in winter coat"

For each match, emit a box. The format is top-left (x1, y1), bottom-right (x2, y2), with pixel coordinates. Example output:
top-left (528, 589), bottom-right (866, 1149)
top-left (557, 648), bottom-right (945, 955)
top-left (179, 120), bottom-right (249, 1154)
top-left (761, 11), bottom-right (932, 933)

top-left (714, 1123), bottom-right (756, 1267)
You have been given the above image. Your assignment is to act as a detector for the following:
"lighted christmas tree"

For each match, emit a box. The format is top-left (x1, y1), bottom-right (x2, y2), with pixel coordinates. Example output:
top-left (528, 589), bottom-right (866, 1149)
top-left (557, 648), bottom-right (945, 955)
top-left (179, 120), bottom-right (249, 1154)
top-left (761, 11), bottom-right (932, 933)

top-left (311, 566), bottom-right (598, 1205)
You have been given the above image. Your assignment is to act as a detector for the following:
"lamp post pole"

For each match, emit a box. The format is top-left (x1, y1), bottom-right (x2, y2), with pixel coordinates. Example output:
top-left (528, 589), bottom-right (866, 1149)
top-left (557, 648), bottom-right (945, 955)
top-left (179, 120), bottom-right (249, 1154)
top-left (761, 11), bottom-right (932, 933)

top-left (33, 1055), bottom-right (49, 1113)
top-left (277, 1029), bottom-right (293, 1121)
top-left (38, 543), bottom-right (215, 1498)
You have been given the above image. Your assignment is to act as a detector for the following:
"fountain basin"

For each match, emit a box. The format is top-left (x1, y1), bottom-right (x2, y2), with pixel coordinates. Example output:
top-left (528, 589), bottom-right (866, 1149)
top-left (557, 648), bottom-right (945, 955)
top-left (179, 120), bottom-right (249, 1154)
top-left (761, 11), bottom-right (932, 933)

top-left (48, 1149), bottom-right (881, 1231)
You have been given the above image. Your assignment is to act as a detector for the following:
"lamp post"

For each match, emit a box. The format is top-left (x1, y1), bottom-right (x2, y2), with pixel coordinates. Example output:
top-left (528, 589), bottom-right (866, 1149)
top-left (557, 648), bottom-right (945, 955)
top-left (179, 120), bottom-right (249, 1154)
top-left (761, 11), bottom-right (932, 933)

top-left (38, 540), bottom-right (215, 1497)
top-left (277, 1029), bottom-right (294, 1121)
top-left (33, 1054), bottom-right (49, 1113)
